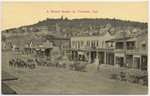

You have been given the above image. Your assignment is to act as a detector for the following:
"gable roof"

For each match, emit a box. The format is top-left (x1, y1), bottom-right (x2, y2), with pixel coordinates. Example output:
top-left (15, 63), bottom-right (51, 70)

top-left (100, 27), bottom-right (110, 31)
top-left (30, 38), bottom-right (43, 45)
top-left (106, 37), bottom-right (135, 42)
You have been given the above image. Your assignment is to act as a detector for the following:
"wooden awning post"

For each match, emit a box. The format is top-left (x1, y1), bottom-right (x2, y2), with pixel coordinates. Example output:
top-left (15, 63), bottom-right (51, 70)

top-left (89, 51), bottom-right (91, 64)
top-left (104, 51), bottom-right (107, 64)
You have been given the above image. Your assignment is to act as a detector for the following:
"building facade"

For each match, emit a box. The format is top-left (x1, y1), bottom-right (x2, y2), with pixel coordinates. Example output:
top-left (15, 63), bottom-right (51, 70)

top-left (24, 38), bottom-right (53, 57)
top-left (65, 32), bottom-right (147, 71)
top-left (102, 33), bottom-right (148, 70)
top-left (66, 32), bottom-right (116, 63)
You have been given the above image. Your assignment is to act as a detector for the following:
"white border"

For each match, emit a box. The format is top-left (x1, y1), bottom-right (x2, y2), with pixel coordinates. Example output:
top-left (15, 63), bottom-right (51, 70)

top-left (0, 0), bottom-right (149, 96)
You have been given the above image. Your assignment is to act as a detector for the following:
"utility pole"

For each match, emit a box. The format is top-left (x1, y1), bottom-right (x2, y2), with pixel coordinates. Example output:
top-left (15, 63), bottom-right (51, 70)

top-left (122, 27), bottom-right (126, 67)
top-left (60, 17), bottom-right (63, 56)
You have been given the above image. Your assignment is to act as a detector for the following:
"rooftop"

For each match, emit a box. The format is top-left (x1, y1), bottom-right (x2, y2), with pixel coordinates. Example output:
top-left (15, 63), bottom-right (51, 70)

top-left (106, 37), bottom-right (136, 42)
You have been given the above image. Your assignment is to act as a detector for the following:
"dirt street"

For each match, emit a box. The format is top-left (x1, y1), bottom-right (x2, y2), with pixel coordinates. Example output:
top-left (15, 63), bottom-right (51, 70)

top-left (2, 51), bottom-right (148, 95)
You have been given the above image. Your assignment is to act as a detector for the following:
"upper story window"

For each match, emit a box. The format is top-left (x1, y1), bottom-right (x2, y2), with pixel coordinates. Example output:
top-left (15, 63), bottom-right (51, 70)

top-left (116, 42), bottom-right (124, 49)
top-left (126, 42), bottom-right (135, 50)
top-left (97, 41), bottom-right (99, 47)
top-left (72, 41), bottom-right (75, 46)
top-left (91, 41), bottom-right (96, 48)
top-left (141, 41), bottom-right (146, 50)
top-left (106, 42), bottom-right (114, 48)
top-left (87, 41), bottom-right (90, 46)
top-left (81, 41), bottom-right (84, 47)
top-left (142, 44), bottom-right (146, 49)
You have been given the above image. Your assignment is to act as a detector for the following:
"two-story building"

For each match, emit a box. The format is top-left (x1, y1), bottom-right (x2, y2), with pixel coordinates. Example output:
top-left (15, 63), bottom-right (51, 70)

top-left (67, 31), bottom-right (116, 63)
top-left (105, 33), bottom-right (148, 70)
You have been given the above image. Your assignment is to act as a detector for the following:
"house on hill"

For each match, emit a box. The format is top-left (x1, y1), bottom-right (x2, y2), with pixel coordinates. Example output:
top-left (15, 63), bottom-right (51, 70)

top-left (109, 27), bottom-right (135, 37)
top-left (2, 42), bottom-right (7, 51)
top-left (99, 27), bottom-right (110, 35)
top-left (105, 23), bottom-right (112, 28)
top-left (132, 28), bottom-right (142, 36)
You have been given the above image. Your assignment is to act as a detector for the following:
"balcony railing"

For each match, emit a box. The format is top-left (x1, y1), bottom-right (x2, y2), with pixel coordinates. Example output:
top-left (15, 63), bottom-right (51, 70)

top-left (115, 48), bottom-right (147, 54)
top-left (126, 49), bottom-right (148, 54)
top-left (105, 47), bottom-right (115, 49)
top-left (115, 49), bottom-right (124, 53)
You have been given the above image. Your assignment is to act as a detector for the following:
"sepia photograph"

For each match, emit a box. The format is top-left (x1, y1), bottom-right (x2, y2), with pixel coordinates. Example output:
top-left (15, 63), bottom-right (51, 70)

top-left (1, 0), bottom-right (149, 95)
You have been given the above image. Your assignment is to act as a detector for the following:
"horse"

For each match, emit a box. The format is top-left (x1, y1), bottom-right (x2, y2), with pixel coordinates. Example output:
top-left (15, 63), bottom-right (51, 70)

top-left (58, 61), bottom-right (66, 68)
top-left (51, 60), bottom-right (59, 67)
top-left (68, 61), bottom-right (79, 70)
top-left (9, 59), bottom-right (15, 67)
top-left (75, 62), bottom-right (87, 72)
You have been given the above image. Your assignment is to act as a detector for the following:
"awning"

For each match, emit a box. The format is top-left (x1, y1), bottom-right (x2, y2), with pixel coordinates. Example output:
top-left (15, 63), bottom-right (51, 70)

top-left (126, 38), bottom-right (136, 42)
top-left (106, 37), bottom-right (132, 42)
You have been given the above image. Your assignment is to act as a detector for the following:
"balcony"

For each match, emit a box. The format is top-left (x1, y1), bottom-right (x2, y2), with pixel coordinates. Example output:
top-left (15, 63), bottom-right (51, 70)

top-left (126, 49), bottom-right (148, 54)
top-left (115, 49), bottom-right (124, 53)
top-left (105, 46), bottom-right (115, 49)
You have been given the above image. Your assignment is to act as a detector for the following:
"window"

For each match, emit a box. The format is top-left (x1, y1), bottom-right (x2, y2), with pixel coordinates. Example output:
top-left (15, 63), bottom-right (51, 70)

top-left (72, 41), bottom-right (75, 46)
top-left (87, 41), bottom-right (90, 46)
top-left (81, 41), bottom-right (84, 47)
top-left (141, 41), bottom-right (146, 50)
top-left (91, 41), bottom-right (96, 48)
top-left (110, 43), bottom-right (113, 47)
top-left (142, 44), bottom-right (146, 49)
top-left (97, 41), bottom-right (99, 47)
top-left (78, 41), bottom-right (80, 49)
top-left (116, 42), bottom-right (124, 49)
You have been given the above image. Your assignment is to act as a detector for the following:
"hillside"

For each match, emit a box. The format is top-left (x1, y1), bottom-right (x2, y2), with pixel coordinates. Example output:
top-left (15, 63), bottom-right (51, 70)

top-left (2, 17), bottom-right (148, 38)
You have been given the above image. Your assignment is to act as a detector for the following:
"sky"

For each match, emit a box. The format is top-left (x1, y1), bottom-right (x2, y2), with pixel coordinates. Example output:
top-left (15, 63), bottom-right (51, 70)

top-left (1, 1), bottom-right (149, 31)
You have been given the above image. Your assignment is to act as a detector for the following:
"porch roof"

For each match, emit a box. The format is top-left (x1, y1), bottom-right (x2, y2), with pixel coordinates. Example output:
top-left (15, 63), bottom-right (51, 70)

top-left (63, 48), bottom-right (114, 52)
top-left (106, 37), bottom-right (136, 42)
top-left (36, 47), bottom-right (53, 49)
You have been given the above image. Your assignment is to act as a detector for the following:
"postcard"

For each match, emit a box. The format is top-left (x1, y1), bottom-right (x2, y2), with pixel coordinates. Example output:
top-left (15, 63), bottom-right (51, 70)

top-left (1, 1), bottom-right (148, 95)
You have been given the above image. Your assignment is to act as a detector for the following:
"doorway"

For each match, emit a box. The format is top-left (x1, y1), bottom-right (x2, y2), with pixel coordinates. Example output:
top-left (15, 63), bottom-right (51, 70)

top-left (141, 55), bottom-right (147, 70)
top-left (91, 51), bottom-right (96, 63)
top-left (45, 49), bottom-right (50, 57)
top-left (134, 57), bottom-right (140, 69)
top-left (116, 57), bottom-right (124, 67)
top-left (98, 52), bottom-right (104, 64)
top-left (107, 54), bottom-right (114, 65)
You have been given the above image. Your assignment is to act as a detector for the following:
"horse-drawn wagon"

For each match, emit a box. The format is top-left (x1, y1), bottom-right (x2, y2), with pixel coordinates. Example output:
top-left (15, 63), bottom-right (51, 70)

top-left (26, 59), bottom-right (36, 69)
top-left (9, 58), bottom-right (36, 69)
top-left (105, 66), bottom-right (148, 86)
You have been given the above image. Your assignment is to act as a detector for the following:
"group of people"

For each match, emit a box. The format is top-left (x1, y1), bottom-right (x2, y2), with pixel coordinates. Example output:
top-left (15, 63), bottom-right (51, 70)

top-left (9, 58), bottom-right (36, 69)
top-left (8, 56), bottom-right (87, 72)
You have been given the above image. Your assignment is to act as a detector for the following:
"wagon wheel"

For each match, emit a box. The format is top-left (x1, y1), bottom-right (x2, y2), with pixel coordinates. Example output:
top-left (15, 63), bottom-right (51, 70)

top-left (138, 79), bottom-right (144, 86)
top-left (117, 76), bottom-right (122, 81)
